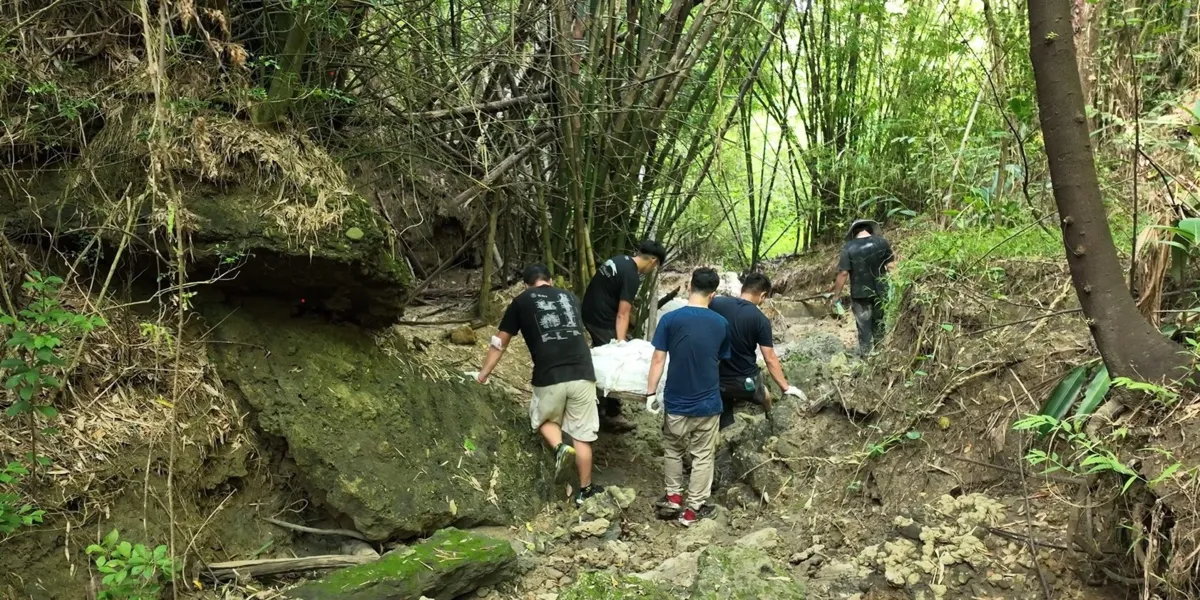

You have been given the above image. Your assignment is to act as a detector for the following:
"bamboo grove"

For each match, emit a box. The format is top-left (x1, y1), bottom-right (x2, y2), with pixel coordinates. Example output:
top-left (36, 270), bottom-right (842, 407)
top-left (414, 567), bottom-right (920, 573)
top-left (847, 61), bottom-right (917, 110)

top-left (2, 0), bottom-right (1199, 289)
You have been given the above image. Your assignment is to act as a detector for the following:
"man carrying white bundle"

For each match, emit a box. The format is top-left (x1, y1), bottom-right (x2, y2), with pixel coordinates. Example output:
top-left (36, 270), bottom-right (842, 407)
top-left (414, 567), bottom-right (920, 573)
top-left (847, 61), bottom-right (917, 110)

top-left (476, 264), bottom-right (603, 505)
top-left (645, 267), bottom-right (730, 527)
top-left (710, 272), bottom-right (807, 429)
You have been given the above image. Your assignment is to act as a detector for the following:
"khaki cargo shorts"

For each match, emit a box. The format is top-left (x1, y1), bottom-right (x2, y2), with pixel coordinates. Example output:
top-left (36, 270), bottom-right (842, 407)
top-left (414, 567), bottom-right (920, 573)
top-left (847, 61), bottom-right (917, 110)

top-left (530, 380), bottom-right (600, 443)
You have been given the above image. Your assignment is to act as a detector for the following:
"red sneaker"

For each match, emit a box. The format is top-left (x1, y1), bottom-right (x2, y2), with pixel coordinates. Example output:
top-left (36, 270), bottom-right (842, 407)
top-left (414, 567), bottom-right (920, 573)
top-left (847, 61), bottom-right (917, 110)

top-left (677, 505), bottom-right (714, 527)
top-left (655, 494), bottom-right (683, 511)
top-left (678, 508), bottom-right (699, 527)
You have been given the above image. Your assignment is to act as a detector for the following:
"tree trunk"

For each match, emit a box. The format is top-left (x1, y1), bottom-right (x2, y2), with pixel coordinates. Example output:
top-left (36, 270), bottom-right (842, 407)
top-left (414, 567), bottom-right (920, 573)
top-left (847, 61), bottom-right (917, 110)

top-left (1027, 0), bottom-right (1191, 388)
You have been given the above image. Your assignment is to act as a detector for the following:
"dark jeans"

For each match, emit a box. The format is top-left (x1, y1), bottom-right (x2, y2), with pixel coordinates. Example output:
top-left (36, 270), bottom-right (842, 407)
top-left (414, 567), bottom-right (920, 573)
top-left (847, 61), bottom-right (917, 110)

top-left (718, 373), bottom-right (766, 430)
top-left (850, 296), bottom-right (885, 356)
top-left (585, 322), bottom-right (622, 418)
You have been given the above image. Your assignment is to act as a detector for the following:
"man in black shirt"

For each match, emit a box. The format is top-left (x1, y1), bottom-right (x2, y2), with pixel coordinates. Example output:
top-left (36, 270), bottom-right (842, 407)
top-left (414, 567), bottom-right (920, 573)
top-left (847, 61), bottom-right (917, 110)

top-left (711, 273), bottom-right (807, 430)
top-left (477, 264), bottom-right (603, 505)
top-left (581, 239), bottom-right (667, 430)
top-left (831, 220), bottom-right (897, 356)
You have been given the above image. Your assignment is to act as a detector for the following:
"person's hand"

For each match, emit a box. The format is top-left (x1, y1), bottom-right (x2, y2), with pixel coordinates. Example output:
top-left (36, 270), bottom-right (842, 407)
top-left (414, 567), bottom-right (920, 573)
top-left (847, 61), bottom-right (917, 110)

top-left (783, 386), bottom-right (807, 401)
top-left (645, 394), bottom-right (663, 415)
top-left (470, 371), bottom-right (488, 384)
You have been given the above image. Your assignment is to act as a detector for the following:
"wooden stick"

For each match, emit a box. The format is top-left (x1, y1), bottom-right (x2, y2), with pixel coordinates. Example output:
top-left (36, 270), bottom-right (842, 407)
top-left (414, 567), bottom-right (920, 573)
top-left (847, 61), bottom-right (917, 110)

top-left (263, 517), bottom-right (368, 541)
top-left (203, 555), bottom-right (375, 580)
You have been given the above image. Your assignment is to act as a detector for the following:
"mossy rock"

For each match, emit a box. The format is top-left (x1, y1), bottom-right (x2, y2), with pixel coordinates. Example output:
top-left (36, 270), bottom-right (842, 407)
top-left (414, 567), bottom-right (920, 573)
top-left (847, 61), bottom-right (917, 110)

top-left (692, 546), bottom-right (806, 600)
top-left (208, 300), bottom-right (554, 540)
top-left (560, 572), bottom-right (674, 600)
top-left (287, 528), bottom-right (516, 600)
top-left (2, 178), bottom-right (411, 326)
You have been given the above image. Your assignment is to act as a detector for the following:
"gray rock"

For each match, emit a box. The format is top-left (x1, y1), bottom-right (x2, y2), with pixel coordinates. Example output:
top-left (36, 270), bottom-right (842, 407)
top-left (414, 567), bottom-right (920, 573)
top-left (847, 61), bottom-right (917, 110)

top-left (735, 528), bottom-right (781, 551)
top-left (692, 545), bottom-right (805, 599)
top-left (792, 333), bottom-right (847, 363)
top-left (633, 551), bottom-right (701, 589)
top-left (675, 519), bottom-right (723, 553)
top-left (340, 540), bottom-right (381, 558)
top-left (571, 518), bottom-right (612, 538)
top-left (287, 529), bottom-right (516, 600)
top-left (581, 487), bottom-right (637, 521)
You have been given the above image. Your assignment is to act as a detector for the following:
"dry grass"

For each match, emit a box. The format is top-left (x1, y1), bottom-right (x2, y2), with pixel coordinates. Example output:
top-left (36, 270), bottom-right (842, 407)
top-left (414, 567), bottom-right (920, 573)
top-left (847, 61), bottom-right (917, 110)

top-left (0, 275), bottom-right (245, 510)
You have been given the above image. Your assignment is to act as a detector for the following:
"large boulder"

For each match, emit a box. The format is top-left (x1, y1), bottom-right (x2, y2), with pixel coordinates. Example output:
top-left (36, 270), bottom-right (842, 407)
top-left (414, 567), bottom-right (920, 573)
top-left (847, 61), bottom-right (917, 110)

top-left (287, 528), bottom-right (516, 600)
top-left (208, 301), bottom-right (554, 540)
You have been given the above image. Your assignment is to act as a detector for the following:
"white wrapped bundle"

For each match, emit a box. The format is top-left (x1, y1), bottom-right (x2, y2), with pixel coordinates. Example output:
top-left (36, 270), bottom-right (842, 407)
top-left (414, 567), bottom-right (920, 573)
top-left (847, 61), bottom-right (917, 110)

top-left (591, 340), bottom-right (668, 396)
top-left (659, 297), bottom-right (688, 315)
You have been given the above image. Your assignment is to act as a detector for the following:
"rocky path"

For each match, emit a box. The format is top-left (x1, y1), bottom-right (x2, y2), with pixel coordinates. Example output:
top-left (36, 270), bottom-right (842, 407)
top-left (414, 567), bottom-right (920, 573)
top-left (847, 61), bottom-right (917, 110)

top-left (305, 276), bottom-right (1127, 600)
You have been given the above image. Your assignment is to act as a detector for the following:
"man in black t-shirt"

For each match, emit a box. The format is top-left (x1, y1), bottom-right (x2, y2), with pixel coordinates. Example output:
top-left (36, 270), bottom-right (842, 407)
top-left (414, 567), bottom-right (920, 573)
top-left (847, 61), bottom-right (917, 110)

top-left (830, 220), bottom-right (897, 356)
top-left (711, 273), bottom-right (807, 430)
top-left (580, 239), bottom-right (667, 430)
top-left (476, 264), bottom-right (603, 505)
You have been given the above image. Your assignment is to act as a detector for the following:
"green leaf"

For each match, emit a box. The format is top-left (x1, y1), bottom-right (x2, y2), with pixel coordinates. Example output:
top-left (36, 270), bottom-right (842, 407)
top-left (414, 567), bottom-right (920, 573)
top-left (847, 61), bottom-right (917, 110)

top-left (117, 541), bottom-right (132, 558)
top-left (4, 374), bottom-right (22, 389)
top-left (103, 529), bottom-right (120, 547)
top-left (1074, 366), bottom-right (1110, 420)
top-left (904, 431), bottom-right (922, 440)
top-left (1178, 218), bottom-right (1200, 244)
top-left (85, 544), bottom-right (104, 555)
top-left (1039, 365), bottom-right (1089, 432)
top-left (5, 400), bottom-right (31, 417)
top-left (0, 357), bottom-right (24, 369)
top-left (35, 405), bottom-right (58, 418)
top-left (1150, 463), bottom-right (1182, 486)
top-left (18, 385), bottom-right (34, 402)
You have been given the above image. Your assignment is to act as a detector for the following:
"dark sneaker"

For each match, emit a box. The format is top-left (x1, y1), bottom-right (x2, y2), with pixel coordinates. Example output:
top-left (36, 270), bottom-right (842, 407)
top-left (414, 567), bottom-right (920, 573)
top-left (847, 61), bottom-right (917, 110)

top-left (677, 505), bottom-right (714, 527)
top-left (655, 494), bottom-right (683, 511)
top-left (554, 443), bottom-right (576, 478)
top-left (574, 484), bottom-right (605, 506)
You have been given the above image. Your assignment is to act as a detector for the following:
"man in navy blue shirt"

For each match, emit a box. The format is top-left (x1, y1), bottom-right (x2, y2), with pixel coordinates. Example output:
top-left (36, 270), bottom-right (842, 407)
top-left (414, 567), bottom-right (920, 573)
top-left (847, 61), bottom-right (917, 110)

top-left (645, 267), bottom-right (730, 527)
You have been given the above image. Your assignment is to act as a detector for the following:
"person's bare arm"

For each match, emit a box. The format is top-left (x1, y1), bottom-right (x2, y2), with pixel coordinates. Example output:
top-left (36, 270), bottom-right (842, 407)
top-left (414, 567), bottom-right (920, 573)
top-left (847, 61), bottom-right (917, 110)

top-left (615, 300), bottom-right (633, 341)
top-left (761, 346), bottom-right (789, 391)
top-left (476, 331), bottom-right (513, 383)
top-left (831, 271), bottom-right (849, 298)
top-left (646, 349), bottom-right (667, 394)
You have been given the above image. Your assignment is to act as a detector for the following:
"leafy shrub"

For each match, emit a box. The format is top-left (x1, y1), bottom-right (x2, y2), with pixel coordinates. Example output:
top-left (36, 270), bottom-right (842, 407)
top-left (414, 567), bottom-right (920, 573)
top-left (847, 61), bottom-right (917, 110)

top-left (86, 530), bottom-right (177, 600)
top-left (1, 272), bottom-right (105, 434)
top-left (0, 460), bottom-right (44, 535)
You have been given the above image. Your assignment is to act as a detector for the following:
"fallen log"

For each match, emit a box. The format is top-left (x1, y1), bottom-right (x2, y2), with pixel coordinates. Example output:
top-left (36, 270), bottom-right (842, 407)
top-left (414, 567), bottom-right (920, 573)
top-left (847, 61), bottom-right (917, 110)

top-left (203, 555), bottom-right (376, 581)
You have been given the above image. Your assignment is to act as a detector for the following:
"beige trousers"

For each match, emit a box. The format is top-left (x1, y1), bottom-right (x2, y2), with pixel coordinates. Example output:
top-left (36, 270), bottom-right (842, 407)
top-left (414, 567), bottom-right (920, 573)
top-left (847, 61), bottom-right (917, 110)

top-left (663, 414), bottom-right (720, 510)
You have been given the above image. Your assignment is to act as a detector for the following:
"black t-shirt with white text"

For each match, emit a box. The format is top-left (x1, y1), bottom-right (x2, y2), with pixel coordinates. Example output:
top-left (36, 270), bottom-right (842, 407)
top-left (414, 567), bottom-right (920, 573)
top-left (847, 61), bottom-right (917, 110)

top-left (710, 296), bottom-right (773, 379)
top-left (837, 236), bottom-right (895, 299)
top-left (499, 285), bottom-right (596, 387)
top-left (580, 255), bottom-right (641, 330)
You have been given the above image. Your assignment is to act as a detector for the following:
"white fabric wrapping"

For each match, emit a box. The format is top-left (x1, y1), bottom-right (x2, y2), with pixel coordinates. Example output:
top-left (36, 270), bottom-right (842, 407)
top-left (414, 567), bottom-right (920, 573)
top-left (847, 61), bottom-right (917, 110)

top-left (591, 339), bottom-right (668, 396)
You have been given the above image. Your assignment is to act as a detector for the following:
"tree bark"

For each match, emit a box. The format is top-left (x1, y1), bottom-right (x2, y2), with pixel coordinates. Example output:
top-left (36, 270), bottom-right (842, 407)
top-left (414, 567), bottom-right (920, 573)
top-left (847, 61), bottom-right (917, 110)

top-left (1028, 0), bottom-right (1192, 389)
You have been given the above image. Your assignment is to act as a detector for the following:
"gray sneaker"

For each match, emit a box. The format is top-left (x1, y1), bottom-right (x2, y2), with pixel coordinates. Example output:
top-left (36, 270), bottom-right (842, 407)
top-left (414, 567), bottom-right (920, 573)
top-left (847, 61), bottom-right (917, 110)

top-left (554, 443), bottom-right (576, 478)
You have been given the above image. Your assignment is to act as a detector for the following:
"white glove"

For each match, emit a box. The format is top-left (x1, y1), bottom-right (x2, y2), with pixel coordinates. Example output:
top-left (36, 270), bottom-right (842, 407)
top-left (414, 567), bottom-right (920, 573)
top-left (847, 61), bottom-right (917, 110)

top-left (783, 386), bottom-right (807, 401)
top-left (645, 394), bottom-right (663, 415)
top-left (465, 371), bottom-right (486, 384)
